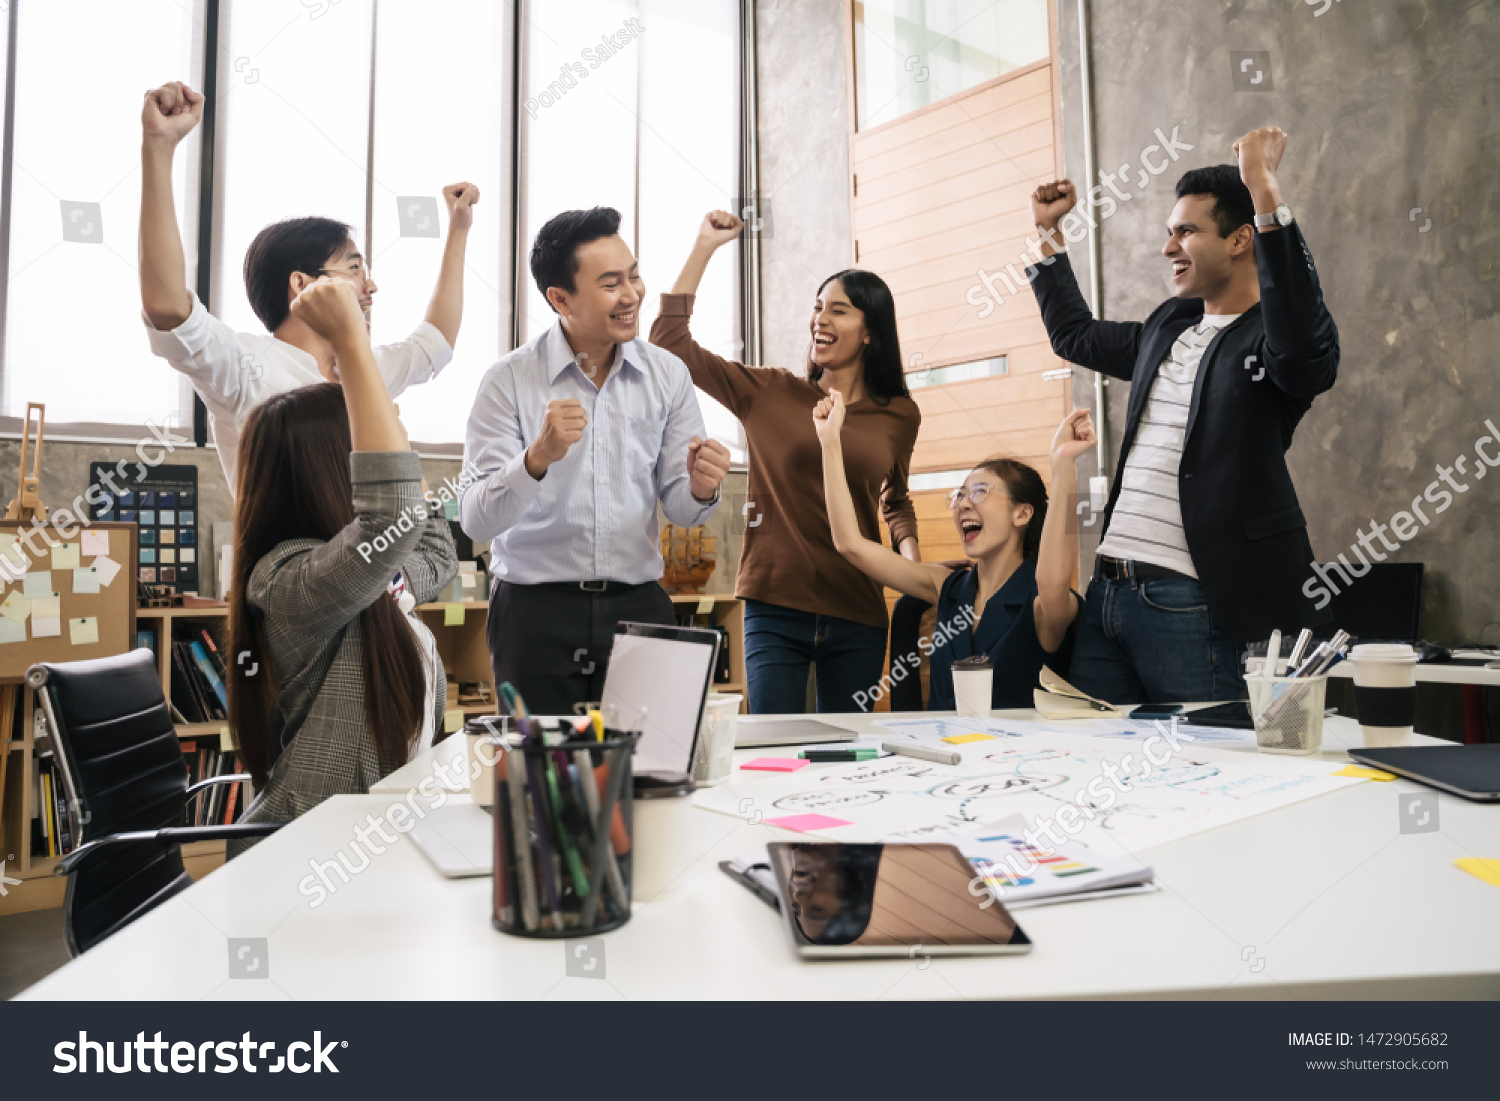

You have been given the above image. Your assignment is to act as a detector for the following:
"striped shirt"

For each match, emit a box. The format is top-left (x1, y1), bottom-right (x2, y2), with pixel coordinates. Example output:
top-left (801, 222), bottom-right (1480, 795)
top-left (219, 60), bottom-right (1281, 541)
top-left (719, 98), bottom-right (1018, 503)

top-left (1097, 313), bottom-right (1240, 577)
top-left (460, 321), bottom-right (718, 586)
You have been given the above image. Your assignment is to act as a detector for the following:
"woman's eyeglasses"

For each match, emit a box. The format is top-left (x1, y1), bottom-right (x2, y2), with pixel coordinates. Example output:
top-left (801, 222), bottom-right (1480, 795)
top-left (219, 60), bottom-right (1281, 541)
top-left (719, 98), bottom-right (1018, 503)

top-left (946, 482), bottom-right (991, 509)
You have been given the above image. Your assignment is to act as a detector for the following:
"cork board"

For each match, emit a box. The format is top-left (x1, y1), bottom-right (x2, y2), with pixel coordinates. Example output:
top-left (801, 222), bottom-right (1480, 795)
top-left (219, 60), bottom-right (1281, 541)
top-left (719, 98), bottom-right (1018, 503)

top-left (0, 520), bottom-right (138, 678)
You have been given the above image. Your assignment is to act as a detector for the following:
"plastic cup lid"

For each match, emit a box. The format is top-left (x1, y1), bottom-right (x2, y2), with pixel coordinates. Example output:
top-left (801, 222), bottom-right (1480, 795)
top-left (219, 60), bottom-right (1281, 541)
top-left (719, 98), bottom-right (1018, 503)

top-left (1348, 643), bottom-right (1419, 662)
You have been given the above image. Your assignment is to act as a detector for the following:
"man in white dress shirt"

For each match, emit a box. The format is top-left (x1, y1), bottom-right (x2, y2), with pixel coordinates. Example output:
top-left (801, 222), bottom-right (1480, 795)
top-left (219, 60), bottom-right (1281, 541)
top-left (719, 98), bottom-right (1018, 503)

top-left (462, 207), bottom-right (731, 715)
top-left (138, 80), bottom-right (478, 491)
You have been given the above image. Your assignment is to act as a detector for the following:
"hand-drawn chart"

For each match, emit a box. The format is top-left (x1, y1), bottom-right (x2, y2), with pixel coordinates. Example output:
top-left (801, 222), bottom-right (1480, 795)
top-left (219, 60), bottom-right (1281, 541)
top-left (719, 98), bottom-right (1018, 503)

top-left (699, 726), bottom-right (1364, 852)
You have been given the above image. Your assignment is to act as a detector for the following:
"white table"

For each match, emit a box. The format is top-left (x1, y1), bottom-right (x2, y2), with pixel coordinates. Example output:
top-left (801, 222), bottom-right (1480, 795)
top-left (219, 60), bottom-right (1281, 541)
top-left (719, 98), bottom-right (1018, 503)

top-left (19, 712), bottom-right (1500, 1000)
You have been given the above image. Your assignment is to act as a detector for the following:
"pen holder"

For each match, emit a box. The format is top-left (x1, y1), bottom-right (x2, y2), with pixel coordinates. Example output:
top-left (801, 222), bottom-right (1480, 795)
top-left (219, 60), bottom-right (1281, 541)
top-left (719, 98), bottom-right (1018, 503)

top-left (493, 733), bottom-right (638, 938)
top-left (1247, 675), bottom-right (1328, 756)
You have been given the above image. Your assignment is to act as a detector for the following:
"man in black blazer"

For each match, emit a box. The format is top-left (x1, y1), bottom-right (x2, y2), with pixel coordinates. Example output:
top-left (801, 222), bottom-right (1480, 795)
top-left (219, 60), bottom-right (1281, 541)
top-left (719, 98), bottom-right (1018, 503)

top-left (1025, 126), bottom-right (1339, 705)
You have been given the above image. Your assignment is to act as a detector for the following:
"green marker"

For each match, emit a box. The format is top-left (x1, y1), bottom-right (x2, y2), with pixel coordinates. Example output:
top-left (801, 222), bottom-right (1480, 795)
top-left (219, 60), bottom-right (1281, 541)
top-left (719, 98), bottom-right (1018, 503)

top-left (798, 747), bottom-right (879, 762)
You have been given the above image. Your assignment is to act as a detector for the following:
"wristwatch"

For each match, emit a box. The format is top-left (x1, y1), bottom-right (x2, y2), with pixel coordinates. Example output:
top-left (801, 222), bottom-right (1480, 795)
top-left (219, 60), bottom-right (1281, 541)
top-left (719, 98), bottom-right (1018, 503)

top-left (1253, 203), bottom-right (1293, 229)
top-left (691, 485), bottom-right (722, 506)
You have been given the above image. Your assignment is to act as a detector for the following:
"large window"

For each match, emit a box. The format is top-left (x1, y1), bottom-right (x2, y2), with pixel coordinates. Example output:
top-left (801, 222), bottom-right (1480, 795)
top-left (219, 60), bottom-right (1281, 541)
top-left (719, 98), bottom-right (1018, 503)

top-left (854, 0), bottom-right (1051, 131)
top-left (1, 0), bottom-right (201, 433)
top-left (521, 0), bottom-right (746, 455)
top-left (0, 0), bottom-right (744, 455)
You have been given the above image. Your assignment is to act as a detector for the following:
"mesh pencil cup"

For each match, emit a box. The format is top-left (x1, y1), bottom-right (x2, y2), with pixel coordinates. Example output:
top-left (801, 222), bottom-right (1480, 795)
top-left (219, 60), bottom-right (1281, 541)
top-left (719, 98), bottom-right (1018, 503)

top-left (690, 692), bottom-right (742, 786)
top-left (1247, 675), bottom-right (1328, 756)
top-left (493, 733), bottom-right (638, 938)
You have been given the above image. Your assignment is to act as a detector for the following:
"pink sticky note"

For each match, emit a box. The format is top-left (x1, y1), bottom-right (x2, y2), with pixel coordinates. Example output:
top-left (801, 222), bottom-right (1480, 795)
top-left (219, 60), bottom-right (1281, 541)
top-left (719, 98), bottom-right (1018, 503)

top-left (741, 757), bottom-right (808, 772)
top-left (766, 813), bottom-right (853, 832)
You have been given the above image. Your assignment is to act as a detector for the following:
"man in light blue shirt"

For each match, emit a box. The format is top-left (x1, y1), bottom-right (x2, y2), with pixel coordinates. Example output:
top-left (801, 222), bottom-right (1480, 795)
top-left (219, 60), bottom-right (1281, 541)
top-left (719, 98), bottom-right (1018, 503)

top-left (462, 207), bottom-right (730, 714)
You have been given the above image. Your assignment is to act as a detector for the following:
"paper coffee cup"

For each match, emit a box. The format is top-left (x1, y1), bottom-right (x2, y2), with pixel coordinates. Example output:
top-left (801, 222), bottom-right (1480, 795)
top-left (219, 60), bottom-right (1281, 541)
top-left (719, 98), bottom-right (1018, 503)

top-left (951, 657), bottom-right (994, 717)
top-left (631, 773), bottom-right (697, 901)
top-left (1349, 643), bottom-right (1419, 747)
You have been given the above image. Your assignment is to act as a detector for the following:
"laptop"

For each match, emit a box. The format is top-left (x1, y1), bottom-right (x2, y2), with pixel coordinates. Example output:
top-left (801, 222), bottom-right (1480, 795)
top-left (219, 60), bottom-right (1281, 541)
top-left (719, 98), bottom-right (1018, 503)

top-left (1347, 744), bottom-right (1500, 803)
top-left (601, 621), bottom-right (721, 776)
top-left (734, 717), bottom-right (858, 749)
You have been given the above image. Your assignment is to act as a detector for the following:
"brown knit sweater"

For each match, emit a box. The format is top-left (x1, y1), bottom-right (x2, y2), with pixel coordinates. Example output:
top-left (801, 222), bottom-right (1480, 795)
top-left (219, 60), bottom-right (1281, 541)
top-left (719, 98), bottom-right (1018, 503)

top-left (650, 293), bottom-right (920, 629)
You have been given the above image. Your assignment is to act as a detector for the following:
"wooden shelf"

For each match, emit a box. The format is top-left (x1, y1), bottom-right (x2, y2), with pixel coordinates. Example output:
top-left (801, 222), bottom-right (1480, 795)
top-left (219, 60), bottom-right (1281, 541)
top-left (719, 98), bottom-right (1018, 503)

top-left (174, 722), bottom-right (226, 740)
top-left (135, 606), bottom-right (230, 619)
top-left (415, 600), bottom-right (488, 611)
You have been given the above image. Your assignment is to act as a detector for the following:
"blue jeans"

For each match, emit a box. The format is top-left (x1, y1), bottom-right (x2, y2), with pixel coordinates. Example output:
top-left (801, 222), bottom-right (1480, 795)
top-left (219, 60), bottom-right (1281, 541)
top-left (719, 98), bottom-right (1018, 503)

top-left (1070, 572), bottom-right (1246, 706)
top-left (743, 599), bottom-right (888, 714)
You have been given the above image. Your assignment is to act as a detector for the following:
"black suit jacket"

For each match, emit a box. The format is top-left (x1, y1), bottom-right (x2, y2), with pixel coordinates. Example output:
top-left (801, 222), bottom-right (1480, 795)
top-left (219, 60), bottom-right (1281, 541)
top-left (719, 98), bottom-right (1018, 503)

top-left (1027, 224), bottom-right (1339, 642)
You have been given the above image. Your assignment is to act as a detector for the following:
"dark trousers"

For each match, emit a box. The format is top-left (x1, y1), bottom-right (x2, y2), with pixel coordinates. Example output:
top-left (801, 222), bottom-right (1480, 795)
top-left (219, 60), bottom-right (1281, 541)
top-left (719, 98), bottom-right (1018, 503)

top-left (742, 598), bottom-right (888, 714)
top-left (487, 579), bottom-right (675, 716)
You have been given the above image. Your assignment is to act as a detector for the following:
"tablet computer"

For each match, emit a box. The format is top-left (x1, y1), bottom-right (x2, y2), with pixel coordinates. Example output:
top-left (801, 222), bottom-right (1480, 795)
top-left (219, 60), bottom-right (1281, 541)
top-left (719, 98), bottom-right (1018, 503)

top-left (766, 842), bottom-right (1032, 959)
top-left (602, 621), bottom-right (720, 776)
top-left (1346, 744), bottom-right (1500, 803)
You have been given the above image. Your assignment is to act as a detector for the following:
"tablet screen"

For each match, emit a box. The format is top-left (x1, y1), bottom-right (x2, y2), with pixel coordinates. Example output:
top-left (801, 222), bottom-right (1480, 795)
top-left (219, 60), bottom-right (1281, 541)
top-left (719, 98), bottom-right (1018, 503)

top-left (767, 842), bottom-right (1030, 956)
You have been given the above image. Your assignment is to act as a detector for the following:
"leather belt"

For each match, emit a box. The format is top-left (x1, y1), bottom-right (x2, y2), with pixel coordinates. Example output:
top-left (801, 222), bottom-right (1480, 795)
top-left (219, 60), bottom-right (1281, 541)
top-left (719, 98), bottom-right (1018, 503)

top-left (1095, 555), bottom-right (1190, 583)
top-left (528, 579), bottom-right (651, 595)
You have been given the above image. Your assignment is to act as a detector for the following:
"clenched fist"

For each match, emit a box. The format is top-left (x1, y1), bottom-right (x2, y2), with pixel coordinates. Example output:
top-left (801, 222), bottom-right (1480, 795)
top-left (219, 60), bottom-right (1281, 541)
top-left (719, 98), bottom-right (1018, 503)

top-left (143, 81), bottom-right (202, 147)
top-left (812, 388), bottom-right (847, 443)
top-left (1050, 408), bottom-right (1097, 466)
top-left (444, 182), bottom-right (480, 233)
top-left (1233, 126), bottom-right (1288, 193)
top-left (1030, 179), bottom-right (1078, 231)
top-left (687, 437), bottom-right (731, 502)
top-left (525, 398), bottom-right (588, 479)
top-left (695, 210), bottom-right (745, 251)
top-left (289, 278), bottom-right (367, 347)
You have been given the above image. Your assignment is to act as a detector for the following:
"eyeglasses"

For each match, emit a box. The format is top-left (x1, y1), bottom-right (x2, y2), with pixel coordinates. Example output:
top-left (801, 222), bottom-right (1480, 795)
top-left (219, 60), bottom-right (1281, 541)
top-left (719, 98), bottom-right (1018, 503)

top-left (319, 260), bottom-right (371, 283)
top-left (946, 482), bottom-right (992, 510)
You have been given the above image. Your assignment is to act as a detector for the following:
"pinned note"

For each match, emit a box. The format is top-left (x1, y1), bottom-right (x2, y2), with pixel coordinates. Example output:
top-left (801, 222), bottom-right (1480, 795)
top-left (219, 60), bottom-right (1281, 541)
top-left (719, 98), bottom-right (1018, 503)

top-left (69, 617), bottom-right (99, 646)
top-left (444, 708), bottom-right (465, 733)
top-left (91, 556), bottom-right (122, 588)
top-left (697, 597), bottom-right (714, 615)
top-left (1455, 858), bottom-right (1500, 889)
top-left (765, 813), bottom-right (853, 832)
top-left (32, 617), bottom-right (60, 638)
top-left (81, 529), bottom-right (110, 556)
top-left (51, 543), bottom-right (81, 570)
top-left (942, 731), bottom-right (998, 745)
top-left (32, 594), bottom-right (60, 620)
top-left (0, 590), bottom-right (28, 624)
top-left (0, 617), bottom-right (24, 644)
top-left (444, 603), bottom-right (465, 626)
top-left (0, 534), bottom-right (24, 567)
top-left (742, 757), bottom-right (808, 772)
top-left (1329, 764), bottom-right (1397, 782)
top-left (72, 566), bottom-right (101, 594)
top-left (23, 571), bottom-right (53, 600)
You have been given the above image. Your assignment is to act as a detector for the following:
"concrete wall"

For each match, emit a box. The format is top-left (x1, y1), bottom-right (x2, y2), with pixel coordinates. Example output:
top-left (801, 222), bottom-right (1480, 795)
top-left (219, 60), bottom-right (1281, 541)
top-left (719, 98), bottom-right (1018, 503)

top-left (1056, 0), bottom-right (1500, 650)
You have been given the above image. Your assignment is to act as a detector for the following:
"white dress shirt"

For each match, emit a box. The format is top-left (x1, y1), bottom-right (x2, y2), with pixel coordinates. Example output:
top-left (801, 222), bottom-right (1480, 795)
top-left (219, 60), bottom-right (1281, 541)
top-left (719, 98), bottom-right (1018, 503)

top-left (144, 294), bottom-right (452, 489)
top-left (1097, 312), bottom-right (1241, 577)
top-left (460, 321), bottom-right (718, 585)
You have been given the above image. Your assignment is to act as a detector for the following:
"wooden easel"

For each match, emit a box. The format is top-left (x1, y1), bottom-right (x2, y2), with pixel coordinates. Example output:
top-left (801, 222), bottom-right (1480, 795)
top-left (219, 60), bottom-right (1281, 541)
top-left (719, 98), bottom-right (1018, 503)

top-left (4, 402), bottom-right (47, 522)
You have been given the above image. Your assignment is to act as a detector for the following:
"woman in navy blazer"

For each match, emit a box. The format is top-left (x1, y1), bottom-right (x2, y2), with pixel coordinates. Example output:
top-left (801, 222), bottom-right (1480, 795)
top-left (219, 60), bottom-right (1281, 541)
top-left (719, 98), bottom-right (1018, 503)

top-left (815, 394), bottom-right (1094, 709)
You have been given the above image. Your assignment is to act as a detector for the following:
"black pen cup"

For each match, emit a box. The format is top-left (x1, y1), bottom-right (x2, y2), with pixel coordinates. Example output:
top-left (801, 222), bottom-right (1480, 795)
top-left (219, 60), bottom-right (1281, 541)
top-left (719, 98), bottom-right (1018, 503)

top-left (493, 733), bottom-right (638, 938)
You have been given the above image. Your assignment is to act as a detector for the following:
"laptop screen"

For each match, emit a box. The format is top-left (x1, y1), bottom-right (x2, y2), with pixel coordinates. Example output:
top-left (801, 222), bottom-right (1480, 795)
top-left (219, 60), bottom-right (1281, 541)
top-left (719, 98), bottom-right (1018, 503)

top-left (601, 623), bottom-right (719, 775)
top-left (1321, 562), bottom-right (1423, 641)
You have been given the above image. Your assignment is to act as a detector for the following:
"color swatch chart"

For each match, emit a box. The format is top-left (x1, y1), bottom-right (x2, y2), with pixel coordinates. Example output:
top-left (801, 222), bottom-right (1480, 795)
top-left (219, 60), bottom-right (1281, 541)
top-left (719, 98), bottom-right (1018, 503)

top-left (88, 463), bottom-right (200, 592)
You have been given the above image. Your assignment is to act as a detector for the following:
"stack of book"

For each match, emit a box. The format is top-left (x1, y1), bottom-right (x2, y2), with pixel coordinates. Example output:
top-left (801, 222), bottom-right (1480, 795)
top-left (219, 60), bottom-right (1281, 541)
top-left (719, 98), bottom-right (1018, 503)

top-left (179, 739), bottom-right (247, 827)
top-left (31, 751), bottom-right (74, 858)
top-left (170, 625), bottom-right (229, 725)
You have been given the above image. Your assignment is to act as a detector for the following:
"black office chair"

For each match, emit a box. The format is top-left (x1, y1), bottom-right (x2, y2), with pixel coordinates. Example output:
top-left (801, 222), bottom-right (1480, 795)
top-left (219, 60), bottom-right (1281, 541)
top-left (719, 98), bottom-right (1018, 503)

top-left (27, 648), bottom-right (285, 956)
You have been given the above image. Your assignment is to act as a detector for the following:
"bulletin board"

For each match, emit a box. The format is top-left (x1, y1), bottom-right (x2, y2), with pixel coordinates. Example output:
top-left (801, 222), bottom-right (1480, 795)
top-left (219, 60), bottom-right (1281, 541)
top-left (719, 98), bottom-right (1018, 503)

top-left (0, 520), bottom-right (138, 678)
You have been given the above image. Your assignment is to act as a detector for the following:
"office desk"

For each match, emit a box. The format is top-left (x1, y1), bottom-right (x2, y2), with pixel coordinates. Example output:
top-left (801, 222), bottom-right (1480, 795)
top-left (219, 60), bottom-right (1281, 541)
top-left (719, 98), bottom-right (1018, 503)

top-left (19, 713), bottom-right (1500, 1001)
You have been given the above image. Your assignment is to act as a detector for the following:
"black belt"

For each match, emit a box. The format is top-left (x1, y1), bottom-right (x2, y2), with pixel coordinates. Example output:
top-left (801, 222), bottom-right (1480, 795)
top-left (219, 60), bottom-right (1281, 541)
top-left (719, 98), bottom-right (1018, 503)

top-left (1095, 555), bottom-right (1190, 583)
top-left (524, 579), bottom-right (656, 595)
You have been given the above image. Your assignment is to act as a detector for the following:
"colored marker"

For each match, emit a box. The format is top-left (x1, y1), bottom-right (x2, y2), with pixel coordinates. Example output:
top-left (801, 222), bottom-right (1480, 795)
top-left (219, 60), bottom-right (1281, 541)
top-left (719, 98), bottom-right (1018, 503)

top-left (798, 747), bottom-right (879, 762)
top-left (882, 742), bottom-right (962, 767)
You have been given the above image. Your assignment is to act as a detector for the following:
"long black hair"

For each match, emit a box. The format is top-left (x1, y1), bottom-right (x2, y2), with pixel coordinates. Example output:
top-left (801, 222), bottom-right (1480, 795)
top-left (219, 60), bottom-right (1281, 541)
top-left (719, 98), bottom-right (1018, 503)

top-left (806, 269), bottom-right (910, 404)
top-left (972, 458), bottom-right (1048, 561)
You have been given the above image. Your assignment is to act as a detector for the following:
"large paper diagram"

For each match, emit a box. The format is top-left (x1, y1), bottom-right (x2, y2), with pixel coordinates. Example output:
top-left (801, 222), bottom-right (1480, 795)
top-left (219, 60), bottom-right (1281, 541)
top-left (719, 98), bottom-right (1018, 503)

top-left (698, 724), bottom-right (1364, 855)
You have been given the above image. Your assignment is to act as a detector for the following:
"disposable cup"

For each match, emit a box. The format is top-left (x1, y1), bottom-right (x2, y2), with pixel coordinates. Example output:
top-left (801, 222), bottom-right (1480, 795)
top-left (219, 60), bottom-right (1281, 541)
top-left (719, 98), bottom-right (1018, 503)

top-left (1348, 643), bottom-right (1419, 747)
top-left (952, 665), bottom-right (993, 717)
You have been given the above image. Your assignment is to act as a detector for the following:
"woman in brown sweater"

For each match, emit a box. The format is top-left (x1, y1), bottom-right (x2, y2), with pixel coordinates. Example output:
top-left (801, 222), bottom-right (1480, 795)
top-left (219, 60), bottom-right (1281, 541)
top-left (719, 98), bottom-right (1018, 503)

top-left (650, 211), bottom-right (921, 713)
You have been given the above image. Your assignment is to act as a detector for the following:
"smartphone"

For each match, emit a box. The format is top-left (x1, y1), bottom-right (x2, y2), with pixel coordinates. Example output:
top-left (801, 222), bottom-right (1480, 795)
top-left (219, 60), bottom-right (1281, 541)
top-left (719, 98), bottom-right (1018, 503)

top-left (1181, 701), bottom-right (1254, 729)
top-left (1129, 704), bottom-right (1184, 720)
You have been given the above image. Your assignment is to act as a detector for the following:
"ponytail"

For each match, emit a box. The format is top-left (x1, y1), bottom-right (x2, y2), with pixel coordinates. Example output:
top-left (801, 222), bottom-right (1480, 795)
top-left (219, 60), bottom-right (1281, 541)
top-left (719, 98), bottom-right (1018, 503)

top-left (973, 458), bottom-right (1048, 560)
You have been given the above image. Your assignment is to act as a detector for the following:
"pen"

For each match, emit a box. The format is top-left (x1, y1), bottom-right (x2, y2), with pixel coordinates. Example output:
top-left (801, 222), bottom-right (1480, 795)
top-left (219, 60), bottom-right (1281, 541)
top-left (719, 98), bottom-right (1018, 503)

top-left (1287, 628), bottom-right (1313, 669)
top-left (798, 747), bottom-right (879, 762)
top-left (882, 742), bottom-right (962, 767)
top-left (1263, 630), bottom-right (1281, 678)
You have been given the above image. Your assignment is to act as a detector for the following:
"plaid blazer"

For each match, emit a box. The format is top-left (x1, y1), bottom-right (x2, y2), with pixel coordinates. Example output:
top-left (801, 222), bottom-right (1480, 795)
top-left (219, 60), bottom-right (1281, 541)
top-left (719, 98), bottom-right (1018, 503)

top-left (229, 451), bottom-right (458, 857)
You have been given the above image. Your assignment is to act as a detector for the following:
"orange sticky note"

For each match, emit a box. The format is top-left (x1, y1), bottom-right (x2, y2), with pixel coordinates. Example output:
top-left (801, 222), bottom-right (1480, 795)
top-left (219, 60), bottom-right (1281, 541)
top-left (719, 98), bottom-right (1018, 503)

top-left (942, 731), bottom-right (997, 745)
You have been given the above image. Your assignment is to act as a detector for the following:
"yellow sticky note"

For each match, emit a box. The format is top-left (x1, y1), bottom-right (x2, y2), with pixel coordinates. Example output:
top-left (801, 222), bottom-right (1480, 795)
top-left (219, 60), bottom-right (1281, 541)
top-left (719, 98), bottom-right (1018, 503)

top-left (942, 731), bottom-right (998, 745)
top-left (32, 594), bottom-right (60, 619)
top-left (444, 603), bottom-right (465, 626)
top-left (0, 590), bottom-right (28, 624)
top-left (696, 597), bottom-right (714, 614)
top-left (69, 616), bottom-right (99, 646)
top-left (1455, 858), bottom-right (1500, 888)
top-left (1330, 764), bottom-right (1397, 782)
top-left (51, 543), bottom-right (81, 570)
top-left (443, 708), bottom-right (464, 733)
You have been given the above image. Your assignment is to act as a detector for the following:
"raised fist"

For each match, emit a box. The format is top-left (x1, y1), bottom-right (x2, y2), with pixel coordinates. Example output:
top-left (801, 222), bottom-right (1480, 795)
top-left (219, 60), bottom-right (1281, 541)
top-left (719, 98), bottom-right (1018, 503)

top-left (142, 81), bottom-right (203, 147)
